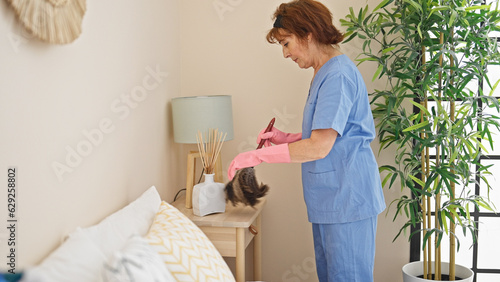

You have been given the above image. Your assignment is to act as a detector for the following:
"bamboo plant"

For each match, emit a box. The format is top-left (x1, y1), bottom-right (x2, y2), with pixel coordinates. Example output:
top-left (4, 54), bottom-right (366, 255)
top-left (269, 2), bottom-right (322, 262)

top-left (341, 0), bottom-right (500, 280)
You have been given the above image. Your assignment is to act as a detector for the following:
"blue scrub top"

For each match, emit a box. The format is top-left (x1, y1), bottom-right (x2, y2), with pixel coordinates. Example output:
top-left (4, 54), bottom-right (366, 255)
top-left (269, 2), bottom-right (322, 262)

top-left (301, 55), bottom-right (386, 224)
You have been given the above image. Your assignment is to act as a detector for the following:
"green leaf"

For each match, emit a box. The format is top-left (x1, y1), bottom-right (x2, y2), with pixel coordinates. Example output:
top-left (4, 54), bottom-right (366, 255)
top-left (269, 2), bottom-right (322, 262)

top-left (416, 22), bottom-right (423, 38)
top-left (379, 165), bottom-right (396, 172)
top-left (358, 6), bottom-right (364, 23)
top-left (404, 0), bottom-right (422, 13)
top-left (486, 129), bottom-right (494, 152)
top-left (349, 7), bottom-right (356, 20)
top-left (343, 32), bottom-right (358, 43)
top-left (382, 173), bottom-right (393, 188)
top-left (409, 113), bottom-right (420, 121)
top-left (488, 78), bottom-right (500, 96)
top-left (372, 64), bottom-right (383, 82)
top-left (428, 6), bottom-right (450, 19)
top-left (436, 231), bottom-right (444, 249)
top-left (410, 100), bottom-right (430, 116)
top-left (361, 5), bottom-right (368, 21)
top-left (477, 201), bottom-right (494, 212)
top-left (357, 57), bottom-right (379, 63)
top-left (450, 149), bottom-right (459, 164)
top-left (449, 208), bottom-right (463, 226)
top-left (441, 211), bottom-right (448, 234)
top-left (391, 173), bottom-right (399, 190)
top-left (422, 229), bottom-right (435, 250)
top-left (464, 5), bottom-right (491, 11)
top-left (449, 10), bottom-right (458, 26)
top-left (409, 174), bottom-right (425, 188)
top-left (382, 46), bottom-right (396, 54)
top-left (374, 0), bottom-right (391, 12)
top-left (402, 120), bottom-right (429, 132)
top-left (470, 136), bottom-right (490, 154)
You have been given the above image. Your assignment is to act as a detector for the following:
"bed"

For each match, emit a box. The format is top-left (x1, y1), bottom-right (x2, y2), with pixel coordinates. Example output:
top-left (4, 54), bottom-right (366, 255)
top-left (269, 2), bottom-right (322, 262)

top-left (16, 186), bottom-right (235, 282)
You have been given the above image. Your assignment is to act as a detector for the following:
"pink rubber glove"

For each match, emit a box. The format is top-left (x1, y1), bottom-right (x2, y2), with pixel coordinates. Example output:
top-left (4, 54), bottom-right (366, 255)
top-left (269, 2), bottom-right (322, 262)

top-left (257, 127), bottom-right (302, 147)
top-left (227, 143), bottom-right (291, 180)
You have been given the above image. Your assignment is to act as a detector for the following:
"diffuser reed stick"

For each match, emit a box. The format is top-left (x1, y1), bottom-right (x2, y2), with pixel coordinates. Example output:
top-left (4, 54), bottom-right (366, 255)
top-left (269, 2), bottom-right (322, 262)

top-left (196, 129), bottom-right (227, 175)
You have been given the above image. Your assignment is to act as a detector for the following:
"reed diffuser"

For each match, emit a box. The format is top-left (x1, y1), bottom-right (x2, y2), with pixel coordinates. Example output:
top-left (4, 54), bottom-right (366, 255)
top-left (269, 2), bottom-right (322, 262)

top-left (196, 128), bottom-right (227, 175)
top-left (192, 128), bottom-right (227, 216)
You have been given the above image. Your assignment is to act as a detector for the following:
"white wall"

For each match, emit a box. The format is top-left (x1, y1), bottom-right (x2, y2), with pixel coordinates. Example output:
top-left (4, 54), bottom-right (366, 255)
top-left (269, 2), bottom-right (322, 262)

top-left (0, 0), bottom-right (182, 269)
top-left (0, 0), bottom-right (409, 281)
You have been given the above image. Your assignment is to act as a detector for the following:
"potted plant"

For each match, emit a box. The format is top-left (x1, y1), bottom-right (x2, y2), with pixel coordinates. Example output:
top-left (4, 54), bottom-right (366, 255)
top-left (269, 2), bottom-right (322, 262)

top-left (341, 0), bottom-right (500, 281)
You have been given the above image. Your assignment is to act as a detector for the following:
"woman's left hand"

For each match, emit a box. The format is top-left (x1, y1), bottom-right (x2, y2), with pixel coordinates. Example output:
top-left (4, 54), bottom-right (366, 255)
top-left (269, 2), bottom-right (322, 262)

top-left (227, 144), bottom-right (291, 180)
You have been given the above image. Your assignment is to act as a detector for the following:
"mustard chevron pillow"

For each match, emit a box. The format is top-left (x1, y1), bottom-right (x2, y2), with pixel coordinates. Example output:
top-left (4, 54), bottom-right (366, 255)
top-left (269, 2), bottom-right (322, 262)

top-left (145, 201), bottom-right (235, 282)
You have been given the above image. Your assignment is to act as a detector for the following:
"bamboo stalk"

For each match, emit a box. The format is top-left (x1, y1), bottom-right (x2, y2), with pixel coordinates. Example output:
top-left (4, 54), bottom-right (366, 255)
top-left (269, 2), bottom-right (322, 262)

top-left (420, 43), bottom-right (433, 280)
top-left (426, 195), bottom-right (432, 279)
top-left (435, 193), bottom-right (441, 280)
top-left (421, 100), bottom-right (428, 279)
top-left (424, 99), bottom-right (432, 280)
top-left (422, 179), bottom-right (428, 279)
top-left (449, 26), bottom-right (456, 281)
top-left (434, 30), bottom-right (445, 281)
top-left (420, 43), bottom-right (434, 280)
top-left (450, 109), bottom-right (456, 281)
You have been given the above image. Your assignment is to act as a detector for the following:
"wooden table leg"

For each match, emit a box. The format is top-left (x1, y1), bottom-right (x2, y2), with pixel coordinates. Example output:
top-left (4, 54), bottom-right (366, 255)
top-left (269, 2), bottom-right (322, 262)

top-left (236, 228), bottom-right (245, 282)
top-left (185, 151), bottom-right (199, 209)
top-left (254, 215), bottom-right (262, 280)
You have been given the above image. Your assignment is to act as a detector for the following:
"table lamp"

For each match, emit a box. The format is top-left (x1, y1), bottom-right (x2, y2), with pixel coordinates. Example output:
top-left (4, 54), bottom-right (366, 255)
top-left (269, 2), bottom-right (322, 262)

top-left (171, 95), bottom-right (234, 208)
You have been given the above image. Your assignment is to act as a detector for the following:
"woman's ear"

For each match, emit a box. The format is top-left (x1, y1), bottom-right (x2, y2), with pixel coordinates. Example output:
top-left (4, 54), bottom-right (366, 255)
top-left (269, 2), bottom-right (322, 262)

top-left (307, 33), bottom-right (313, 42)
top-left (302, 32), bottom-right (315, 50)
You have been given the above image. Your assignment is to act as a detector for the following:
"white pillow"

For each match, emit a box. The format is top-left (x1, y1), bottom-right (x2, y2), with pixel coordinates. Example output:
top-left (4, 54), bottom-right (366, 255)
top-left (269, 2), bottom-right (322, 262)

top-left (102, 236), bottom-right (175, 282)
top-left (22, 186), bottom-right (162, 282)
top-left (85, 185), bottom-right (162, 258)
top-left (21, 228), bottom-right (107, 282)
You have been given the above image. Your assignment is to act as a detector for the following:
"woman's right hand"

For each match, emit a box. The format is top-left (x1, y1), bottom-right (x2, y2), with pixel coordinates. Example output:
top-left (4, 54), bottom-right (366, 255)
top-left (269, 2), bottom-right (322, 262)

top-left (257, 127), bottom-right (302, 147)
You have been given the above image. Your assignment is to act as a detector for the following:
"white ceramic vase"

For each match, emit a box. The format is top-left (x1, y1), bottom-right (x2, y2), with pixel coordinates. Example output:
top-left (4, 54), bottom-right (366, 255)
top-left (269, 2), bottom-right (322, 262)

top-left (192, 174), bottom-right (226, 217)
top-left (402, 261), bottom-right (473, 282)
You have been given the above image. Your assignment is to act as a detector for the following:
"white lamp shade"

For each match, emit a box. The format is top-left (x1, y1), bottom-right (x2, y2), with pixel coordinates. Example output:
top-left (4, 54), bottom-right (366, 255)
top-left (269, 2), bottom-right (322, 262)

top-left (171, 95), bottom-right (234, 144)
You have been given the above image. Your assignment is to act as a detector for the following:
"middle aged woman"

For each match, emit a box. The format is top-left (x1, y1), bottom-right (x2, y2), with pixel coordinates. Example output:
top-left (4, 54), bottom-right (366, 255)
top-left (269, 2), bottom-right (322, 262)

top-left (227, 0), bottom-right (386, 281)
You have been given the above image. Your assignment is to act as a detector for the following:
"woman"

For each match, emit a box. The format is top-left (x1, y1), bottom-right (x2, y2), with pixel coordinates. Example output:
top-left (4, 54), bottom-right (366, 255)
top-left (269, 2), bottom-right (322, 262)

top-left (227, 0), bottom-right (386, 281)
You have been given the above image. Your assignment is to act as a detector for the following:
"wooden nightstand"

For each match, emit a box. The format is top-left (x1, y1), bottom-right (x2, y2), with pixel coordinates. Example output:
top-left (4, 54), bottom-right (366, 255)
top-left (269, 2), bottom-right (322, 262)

top-left (172, 196), bottom-right (266, 282)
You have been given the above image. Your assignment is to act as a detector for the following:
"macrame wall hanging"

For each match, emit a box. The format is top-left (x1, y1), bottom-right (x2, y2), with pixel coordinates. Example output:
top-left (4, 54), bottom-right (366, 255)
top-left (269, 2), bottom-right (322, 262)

top-left (6, 0), bottom-right (86, 44)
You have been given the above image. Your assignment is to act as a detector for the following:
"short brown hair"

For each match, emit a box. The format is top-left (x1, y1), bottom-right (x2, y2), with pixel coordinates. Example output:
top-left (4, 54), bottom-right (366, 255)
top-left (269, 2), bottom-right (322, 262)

top-left (266, 0), bottom-right (344, 46)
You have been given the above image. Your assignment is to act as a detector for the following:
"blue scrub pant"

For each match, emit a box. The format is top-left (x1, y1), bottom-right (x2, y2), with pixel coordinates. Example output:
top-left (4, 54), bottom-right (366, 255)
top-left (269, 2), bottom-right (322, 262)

top-left (312, 216), bottom-right (377, 282)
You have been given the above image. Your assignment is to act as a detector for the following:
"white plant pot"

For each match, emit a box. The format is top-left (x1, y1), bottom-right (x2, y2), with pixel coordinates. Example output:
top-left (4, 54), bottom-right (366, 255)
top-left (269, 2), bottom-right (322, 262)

top-left (192, 174), bottom-right (226, 217)
top-left (402, 261), bottom-right (473, 282)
